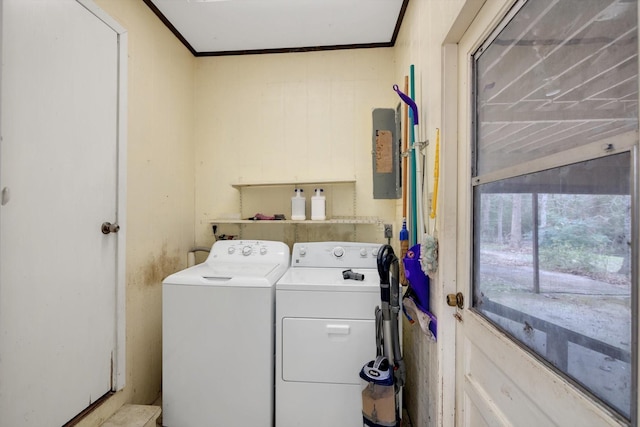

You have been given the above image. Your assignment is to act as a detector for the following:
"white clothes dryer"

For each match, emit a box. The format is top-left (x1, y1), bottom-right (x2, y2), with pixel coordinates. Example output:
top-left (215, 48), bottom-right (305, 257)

top-left (275, 241), bottom-right (382, 427)
top-left (162, 240), bottom-right (290, 427)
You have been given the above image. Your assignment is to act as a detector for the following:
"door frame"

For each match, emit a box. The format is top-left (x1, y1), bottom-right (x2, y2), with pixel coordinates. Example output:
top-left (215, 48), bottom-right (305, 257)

top-left (75, 0), bottom-right (128, 391)
top-left (439, 2), bottom-right (489, 426)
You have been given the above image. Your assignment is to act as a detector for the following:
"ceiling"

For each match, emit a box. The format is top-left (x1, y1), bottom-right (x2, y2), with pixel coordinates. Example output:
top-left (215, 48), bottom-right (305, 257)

top-left (143, 0), bottom-right (409, 56)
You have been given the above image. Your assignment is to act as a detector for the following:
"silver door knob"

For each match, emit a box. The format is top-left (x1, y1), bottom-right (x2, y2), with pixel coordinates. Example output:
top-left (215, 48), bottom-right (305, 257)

top-left (101, 222), bottom-right (120, 234)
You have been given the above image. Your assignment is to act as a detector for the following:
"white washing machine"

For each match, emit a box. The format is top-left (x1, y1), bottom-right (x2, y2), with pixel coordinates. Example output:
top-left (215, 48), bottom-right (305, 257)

top-left (275, 241), bottom-right (382, 427)
top-left (162, 240), bottom-right (290, 427)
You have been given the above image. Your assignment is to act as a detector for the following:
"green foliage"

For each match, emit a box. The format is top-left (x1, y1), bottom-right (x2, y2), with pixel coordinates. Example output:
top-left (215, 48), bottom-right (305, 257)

top-left (538, 218), bottom-right (619, 274)
top-left (540, 220), bottom-right (610, 249)
top-left (480, 192), bottom-right (630, 276)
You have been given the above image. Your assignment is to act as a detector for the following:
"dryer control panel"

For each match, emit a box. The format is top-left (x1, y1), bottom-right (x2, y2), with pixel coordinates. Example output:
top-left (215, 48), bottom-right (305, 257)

top-left (291, 241), bottom-right (381, 269)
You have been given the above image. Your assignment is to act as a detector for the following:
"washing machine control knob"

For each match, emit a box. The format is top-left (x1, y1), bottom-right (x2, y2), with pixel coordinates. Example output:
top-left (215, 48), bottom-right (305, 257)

top-left (260, 246), bottom-right (267, 255)
top-left (360, 248), bottom-right (368, 257)
top-left (333, 246), bottom-right (345, 258)
top-left (299, 247), bottom-right (307, 256)
top-left (372, 247), bottom-right (379, 257)
top-left (242, 245), bottom-right (253, 256)
top-left (228, 246), bottom-right (235, 254)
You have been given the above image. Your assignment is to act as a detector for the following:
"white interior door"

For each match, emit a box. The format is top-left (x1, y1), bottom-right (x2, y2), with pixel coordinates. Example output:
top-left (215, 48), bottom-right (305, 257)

top-left (0, 1), bottom-right (124, 425)
top-left (450, 0), bottom-right (636, 426)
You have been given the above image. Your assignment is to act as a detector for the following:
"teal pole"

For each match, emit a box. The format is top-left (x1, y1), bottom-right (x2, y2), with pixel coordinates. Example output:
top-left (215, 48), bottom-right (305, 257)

top-left (409, 65), bottom-right (417, 246)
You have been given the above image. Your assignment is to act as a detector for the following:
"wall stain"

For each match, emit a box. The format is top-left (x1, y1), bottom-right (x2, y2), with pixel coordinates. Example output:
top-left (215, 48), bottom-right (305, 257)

top-left (141, 244), bottom-right (182, 287)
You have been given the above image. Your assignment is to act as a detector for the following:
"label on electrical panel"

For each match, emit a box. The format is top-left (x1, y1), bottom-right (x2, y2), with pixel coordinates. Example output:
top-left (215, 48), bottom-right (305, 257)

top-left (375, 129), bottom-right (392, 173)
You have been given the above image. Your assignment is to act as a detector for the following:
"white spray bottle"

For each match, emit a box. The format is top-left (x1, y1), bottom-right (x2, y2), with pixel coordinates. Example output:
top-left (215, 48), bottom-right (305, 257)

top-left (291, 188), bottom-right (306, 220)
top-left (311, 188), bottom-right (326, 220)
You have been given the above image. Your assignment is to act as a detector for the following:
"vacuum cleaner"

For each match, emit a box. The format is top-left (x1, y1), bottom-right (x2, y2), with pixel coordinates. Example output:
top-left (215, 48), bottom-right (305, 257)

top-left (360, 244), bottom-right (405, 427)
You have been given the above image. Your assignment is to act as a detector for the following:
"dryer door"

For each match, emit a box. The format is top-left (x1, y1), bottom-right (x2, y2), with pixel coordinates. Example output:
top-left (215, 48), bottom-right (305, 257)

top-left (282, 317), bottom-right (376, 384)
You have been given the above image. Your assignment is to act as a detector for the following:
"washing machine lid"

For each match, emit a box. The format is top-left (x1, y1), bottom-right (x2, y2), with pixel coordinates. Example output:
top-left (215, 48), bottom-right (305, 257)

top-left (163, 261), bottom-right (286, 287)
top-left (276, 267), bottom-right (380, 292)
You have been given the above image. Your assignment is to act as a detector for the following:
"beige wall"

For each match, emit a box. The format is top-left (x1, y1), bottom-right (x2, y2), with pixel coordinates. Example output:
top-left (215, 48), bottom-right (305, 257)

top-left (79, 1), bottom-right (196, 425)
top-left (193, 49), bottom-right (398, 248)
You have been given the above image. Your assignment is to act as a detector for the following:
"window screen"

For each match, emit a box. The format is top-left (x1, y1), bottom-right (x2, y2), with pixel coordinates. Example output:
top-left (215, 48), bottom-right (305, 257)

top-left (474, 0), bottom-right (638, 176)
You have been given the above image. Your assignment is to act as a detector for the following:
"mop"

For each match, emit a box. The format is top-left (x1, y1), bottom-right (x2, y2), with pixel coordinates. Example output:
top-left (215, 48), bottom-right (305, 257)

top-left (393, 75), bottom-right (426, 244)
top-left (399, 76), bottom-right (410, 286)
top-left (394, 74), bottom-right (439, 280)
top-left (392, 70), bottom-right (439, 341)
top-left (393, 74), bottom-right (427, 301)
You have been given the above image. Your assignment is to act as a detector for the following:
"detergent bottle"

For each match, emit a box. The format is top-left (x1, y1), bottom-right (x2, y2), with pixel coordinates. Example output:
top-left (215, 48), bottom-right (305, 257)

top-left (291, 188), bottom-right (306, 220)
top-left (311, 188), bottom-right (326, 220)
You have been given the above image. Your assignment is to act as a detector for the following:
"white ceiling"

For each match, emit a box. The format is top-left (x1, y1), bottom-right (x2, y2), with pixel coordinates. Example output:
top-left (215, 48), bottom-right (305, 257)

top-left (144, 0), bottom-right (408, 56)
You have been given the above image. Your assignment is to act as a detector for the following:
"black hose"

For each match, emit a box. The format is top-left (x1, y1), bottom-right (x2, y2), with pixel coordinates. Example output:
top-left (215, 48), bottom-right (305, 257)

top-left (375, 306), bottom-right (384, 357)
top-left (377, 245), bottom-right (395, 305)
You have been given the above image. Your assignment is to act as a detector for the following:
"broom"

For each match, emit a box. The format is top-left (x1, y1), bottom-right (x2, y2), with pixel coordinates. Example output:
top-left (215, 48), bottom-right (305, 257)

top-left (421, 128), bottom-right (439, 278)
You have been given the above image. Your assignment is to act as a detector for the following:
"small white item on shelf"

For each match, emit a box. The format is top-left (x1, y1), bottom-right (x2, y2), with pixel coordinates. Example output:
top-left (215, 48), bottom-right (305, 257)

top-left (291, 188), bottom-right (306, 220)
top-left (311, 188), bottom-right (326, 220)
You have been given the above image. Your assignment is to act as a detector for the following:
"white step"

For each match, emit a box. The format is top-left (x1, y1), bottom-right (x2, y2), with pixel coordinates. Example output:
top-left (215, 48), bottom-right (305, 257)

top-left (101, 404), bottom-right (161, 427)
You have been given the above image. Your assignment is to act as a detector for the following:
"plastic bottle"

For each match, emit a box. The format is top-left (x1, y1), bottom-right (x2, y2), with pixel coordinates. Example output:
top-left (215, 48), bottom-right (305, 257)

top-left (291, 188), bottom-right (306, 220)
top-left (311, 188), bottom-right (326, 220)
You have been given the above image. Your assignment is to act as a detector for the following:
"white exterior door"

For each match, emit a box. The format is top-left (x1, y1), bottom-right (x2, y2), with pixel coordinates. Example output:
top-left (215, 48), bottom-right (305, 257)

top-left (0, 1), bottom-right (125, 426)
top-left (450, 0), bottom-right (637, 426)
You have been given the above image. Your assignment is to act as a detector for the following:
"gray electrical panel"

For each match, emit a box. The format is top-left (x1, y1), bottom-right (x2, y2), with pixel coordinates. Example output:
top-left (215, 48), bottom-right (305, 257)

top-left (372, 106), bottom-right (401, 199)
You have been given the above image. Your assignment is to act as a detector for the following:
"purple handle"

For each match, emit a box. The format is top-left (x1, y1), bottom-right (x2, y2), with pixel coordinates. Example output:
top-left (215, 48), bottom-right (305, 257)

top-left (393, 84), bottom-right (419, 125)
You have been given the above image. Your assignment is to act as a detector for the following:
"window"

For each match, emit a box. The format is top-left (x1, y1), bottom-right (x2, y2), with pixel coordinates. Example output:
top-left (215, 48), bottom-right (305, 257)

top-left (472, 0), bottom-right (637, 420)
